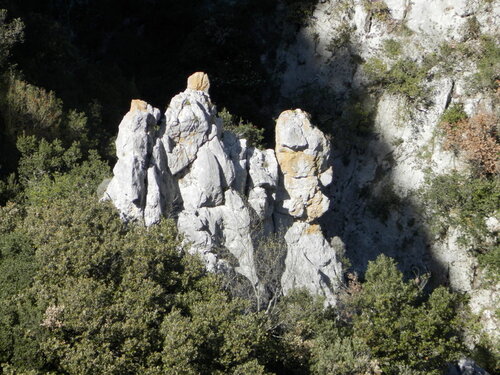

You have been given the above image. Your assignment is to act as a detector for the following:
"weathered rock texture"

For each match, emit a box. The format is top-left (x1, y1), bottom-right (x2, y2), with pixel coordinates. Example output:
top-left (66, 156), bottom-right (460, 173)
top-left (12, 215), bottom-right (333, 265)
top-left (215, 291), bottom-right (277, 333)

top-left (187, 71), bottom-right (210, 92)
top-left (103, 74), bottom-right (342, 304)
top-left (271, 0), bottom-right (499, 347)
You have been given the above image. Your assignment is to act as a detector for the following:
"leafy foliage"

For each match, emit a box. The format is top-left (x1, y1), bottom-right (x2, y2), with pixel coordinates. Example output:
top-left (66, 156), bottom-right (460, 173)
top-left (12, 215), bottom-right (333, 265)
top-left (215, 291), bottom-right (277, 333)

top-left (220, 108), bottom-right (265, 148)
top-left (0, 153), bottom-right (276, 374)
top-left (271, 256), bottom-right (466, 375)
top-left (472, 36), bottom-right (500, 91)
top-left (440, 103), bottom-right (468, 125)
top-left (383, 39), bottom-right (402, 58)
top-left (0, 73), bottom-right (94, 146)
top-left (364, 57), bottom-right (428, 101)
top-left (0, 9), bottom-right (23, 67)
top-left (350, 255), bottom-right (464, 374)
top-left (363, 0), bottom-right (391, 22)
top-left (422, 172), bottom-right (500, 280)
top-left (16, 136), bottom-right (82, 186)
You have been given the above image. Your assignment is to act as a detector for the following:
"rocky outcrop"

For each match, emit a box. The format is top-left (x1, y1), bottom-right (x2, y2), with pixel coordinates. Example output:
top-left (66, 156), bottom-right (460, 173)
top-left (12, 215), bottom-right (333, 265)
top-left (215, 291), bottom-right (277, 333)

top-left (103, 72), bottom-right (342, 305)
top-left (275, 109), bottom-right (332, 221)
top-left (102, 100), bottom-right (160, 223)
top-left (274, 109), bottom-right (341, 303)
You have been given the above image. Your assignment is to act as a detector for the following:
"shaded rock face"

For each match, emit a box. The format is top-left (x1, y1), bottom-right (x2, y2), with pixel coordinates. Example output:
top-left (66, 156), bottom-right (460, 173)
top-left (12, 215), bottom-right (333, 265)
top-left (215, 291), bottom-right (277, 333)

top-left (103, 75), bottom-right (342, 304)
top-left (446, 359), bottom-right (491, 375)
top-left (271, 0), bottom-right (499, 343)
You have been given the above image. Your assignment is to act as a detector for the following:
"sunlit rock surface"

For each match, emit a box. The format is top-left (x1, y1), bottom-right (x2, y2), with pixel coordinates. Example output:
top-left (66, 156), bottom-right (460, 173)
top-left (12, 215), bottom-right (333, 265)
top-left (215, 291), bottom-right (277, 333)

top-left (103, 73), bottom-right (342, 304)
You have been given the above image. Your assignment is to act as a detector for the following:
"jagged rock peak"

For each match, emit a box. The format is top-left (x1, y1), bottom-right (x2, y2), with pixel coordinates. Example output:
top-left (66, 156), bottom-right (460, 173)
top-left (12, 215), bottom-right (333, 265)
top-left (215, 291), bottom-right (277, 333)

top-left (187, 71), bottom-right (210, 92)
top-left (102, 75), bottom-right (343, 305)
top-left (130, 99), bottom-right (148, 112)
top-left (275, 109), bottom-right (332, 222)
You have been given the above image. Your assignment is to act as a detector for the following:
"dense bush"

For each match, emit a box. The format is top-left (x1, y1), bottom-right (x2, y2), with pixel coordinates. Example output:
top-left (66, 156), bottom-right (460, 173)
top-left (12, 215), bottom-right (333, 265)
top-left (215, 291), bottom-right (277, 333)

top-left (0, 9), bottom-right (23, 68)
top-left (472, 36), bottom-right (500, 91)
top-left (0, 154), bottom-right (276, 374)
top-left (363, 57), bottom-right (427, 101)
top-left (422, 172), bottom-right (499, 280)
top-left (271, 255), bottom-right (466, 375)
top-left (383, 39), bottom-right (402, 58)
top-left (219, 108), bottom-right (265, 148)
top-left (439, 103), bottom-right (468, 125)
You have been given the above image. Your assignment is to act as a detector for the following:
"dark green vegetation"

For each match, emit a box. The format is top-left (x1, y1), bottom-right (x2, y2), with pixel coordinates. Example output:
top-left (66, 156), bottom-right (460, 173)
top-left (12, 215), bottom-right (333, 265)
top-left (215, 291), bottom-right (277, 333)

top-left (423, 172), bottom-right (500, 282)
top-left (219, 108), bottom-right (265, 148)
top-left (0, 2), bottom-right (498, 374)
top-left (0, 172), bottom-right (469, 374)
top-left (363, 57), bottom-right (428, 101)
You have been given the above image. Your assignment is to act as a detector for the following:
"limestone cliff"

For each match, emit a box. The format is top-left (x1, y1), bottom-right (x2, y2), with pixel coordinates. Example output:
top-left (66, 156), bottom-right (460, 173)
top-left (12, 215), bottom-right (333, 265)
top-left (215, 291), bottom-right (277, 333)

top-left (102, 73), bottom-right (342, 305)
top-left (272, 0), bottom-right (499, 348)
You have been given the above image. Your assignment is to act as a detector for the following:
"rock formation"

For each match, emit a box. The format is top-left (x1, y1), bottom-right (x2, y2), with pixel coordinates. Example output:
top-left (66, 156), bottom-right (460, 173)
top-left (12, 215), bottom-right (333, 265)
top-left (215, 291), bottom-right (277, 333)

top-left (102, 72), bottom-right (342, 305)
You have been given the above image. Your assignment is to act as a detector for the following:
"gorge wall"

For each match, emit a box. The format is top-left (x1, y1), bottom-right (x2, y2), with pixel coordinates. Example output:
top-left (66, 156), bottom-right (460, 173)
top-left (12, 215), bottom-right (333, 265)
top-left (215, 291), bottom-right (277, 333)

top-left (271, 0), bottom-right (498, 343)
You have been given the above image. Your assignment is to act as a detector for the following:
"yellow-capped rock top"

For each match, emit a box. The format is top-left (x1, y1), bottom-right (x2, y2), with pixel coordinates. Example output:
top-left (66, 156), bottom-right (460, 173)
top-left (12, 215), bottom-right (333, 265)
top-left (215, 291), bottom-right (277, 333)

top-left (187, 72), bottom-right (210, 92)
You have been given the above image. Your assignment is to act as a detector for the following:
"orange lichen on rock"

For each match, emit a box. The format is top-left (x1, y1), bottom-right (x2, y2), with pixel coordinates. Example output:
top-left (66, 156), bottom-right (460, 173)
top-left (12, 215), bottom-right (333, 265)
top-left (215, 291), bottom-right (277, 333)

top-left (130, 99), bottom-right (148, 112)
top-left (187, 72), bottom-right (210, 92)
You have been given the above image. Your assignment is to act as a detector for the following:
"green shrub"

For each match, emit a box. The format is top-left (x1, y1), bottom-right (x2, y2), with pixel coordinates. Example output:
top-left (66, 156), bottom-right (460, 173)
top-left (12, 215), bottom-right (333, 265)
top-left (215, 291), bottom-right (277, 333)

top-left (383, 39), bottom-right (402, 58)
top-left (16, 135), bottom-right (82, 185)
top-left (350, 255), bottom-right (465, 374)
top-left (472, 35), bottom-right (500, 91)
top-left (0, 154), bottom-right (276, 374)
top-left (219, 108), bottom-right (265, 148)
top-left (363, 57), bottom-right (388, 82)
top-left (440, 103), bottom-right (467, 124)
top-left (273, 255), bottom-right (466, 375)
top-left (343, 100), bottom-right (375, 135)
top-left (0, 73), bottom-right (93, 149)
top-left (0, 173), bottom-right (20, 204)
top-left (422, 172), bottom-right (500, 279)
top-left (0, 229), bottom-right (38, 368)
top-left (364, 57), bottom-right (428, 100)
top-left (363, 0), bottom-right (391, 22)
top-left (0, 9), bottom-right (24, 67)
top-left (326, 22), bottom-right (354, 52)
top-left (386, 59), bottom-right (427, 99)
top-left (368, 182), bottom-right (402, 222)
